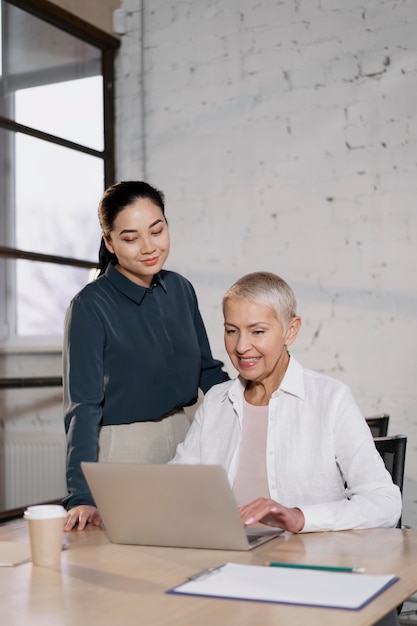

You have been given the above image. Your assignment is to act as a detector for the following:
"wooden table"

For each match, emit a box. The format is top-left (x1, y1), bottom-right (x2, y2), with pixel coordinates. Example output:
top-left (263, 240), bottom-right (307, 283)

top-left (1, 520), bottom-right (416, 626)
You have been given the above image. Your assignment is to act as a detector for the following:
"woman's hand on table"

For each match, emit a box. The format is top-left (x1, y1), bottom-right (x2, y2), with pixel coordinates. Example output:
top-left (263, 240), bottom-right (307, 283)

top-left (65, 505), bottom-right (102, 531)
top-left (238, 497), bottom-right (305, 533)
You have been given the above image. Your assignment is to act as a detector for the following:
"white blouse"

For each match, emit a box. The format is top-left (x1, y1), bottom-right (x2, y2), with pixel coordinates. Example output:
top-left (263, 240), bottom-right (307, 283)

top-left (172, 356), bottom-right (402, 532)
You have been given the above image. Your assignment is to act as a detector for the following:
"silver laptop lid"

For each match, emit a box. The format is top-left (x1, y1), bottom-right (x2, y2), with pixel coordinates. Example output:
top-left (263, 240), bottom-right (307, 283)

top-left (81, 462), bottom-right (283, 551)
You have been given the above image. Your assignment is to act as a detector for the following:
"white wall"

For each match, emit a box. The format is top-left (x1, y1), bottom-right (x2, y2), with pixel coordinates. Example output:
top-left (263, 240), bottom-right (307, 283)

top-left (116, 0), bottom-right (417, 526)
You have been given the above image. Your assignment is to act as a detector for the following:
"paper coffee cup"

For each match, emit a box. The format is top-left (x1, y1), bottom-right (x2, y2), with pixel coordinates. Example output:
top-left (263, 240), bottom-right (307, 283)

top-left (24, 505), bottom-right (67, 567)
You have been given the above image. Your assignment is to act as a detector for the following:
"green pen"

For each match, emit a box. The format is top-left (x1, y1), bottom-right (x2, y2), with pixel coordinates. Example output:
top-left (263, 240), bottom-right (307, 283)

top-left (266, 562), bottom-right (365, 573)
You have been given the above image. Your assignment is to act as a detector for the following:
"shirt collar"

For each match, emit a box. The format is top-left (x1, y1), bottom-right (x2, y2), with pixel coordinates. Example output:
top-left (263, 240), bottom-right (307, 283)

top-left (272, 354), bottom-right (305, 400)
top-left (105, 263), bottom-right (167, 305)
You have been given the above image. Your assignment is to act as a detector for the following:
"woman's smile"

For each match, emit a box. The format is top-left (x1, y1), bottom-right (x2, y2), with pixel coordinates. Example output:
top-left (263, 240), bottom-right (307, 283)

top-left (141, 256), bottom-right (160, 266)
top-left (237, 356), bottom-right (261, 367)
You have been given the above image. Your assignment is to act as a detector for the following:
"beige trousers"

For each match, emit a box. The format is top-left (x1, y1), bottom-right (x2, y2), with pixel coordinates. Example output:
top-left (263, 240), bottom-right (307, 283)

top-left (98, 410), bottom-right (191, 463)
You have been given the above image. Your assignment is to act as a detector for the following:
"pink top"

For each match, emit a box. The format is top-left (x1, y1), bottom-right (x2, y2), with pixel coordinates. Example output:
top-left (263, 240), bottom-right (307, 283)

top-left (232, 398), bottom-right (270, 506)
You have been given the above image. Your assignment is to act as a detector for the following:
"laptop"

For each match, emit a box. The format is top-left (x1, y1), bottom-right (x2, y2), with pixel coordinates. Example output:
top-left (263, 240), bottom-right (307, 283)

top-left (81, 462), bottom-right (284, 551)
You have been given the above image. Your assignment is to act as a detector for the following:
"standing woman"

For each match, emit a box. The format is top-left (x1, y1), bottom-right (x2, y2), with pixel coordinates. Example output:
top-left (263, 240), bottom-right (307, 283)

top-left (63, 181), bottom-right (229, 530)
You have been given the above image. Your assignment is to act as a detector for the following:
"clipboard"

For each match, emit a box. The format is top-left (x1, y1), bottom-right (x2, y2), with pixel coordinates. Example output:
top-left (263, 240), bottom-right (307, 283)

top-left (167, 562), bottom-right (399, 610)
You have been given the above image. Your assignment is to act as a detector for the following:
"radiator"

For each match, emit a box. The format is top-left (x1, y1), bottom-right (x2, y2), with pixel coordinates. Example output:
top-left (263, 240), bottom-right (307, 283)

top-left (0, 431), bottom-right (67, 510)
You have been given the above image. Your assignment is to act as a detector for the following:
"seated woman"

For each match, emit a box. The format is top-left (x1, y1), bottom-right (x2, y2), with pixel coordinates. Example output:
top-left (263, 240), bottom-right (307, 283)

top-left (171, 272), bottom-right (402, 533)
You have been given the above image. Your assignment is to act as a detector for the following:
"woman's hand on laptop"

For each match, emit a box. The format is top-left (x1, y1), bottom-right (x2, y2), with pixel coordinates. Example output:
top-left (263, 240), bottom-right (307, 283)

top-left (238, 498), bottom-right (305, 534)
top-left (64, 505), bottom-right (102, 531)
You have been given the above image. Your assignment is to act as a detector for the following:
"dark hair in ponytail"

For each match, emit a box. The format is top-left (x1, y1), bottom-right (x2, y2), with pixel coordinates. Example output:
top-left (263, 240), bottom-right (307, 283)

top-left (96, 181), bottom-right (166, 277)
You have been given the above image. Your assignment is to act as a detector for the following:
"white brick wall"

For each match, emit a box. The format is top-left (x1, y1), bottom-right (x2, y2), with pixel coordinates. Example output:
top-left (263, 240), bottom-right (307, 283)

top-left (116, 0), bottom-right (417, 525)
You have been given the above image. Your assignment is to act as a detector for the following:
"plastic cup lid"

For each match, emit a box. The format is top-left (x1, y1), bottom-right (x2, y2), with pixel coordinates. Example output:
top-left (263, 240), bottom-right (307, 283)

top-left (23, 504), bottom-right (67, 520)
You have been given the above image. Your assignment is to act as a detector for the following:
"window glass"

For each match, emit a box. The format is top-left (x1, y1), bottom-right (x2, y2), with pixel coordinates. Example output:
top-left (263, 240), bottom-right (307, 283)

top-left (0, 1), bottom-right (110, 342)
top-left (13, 133), bottom-right (103, 337)
top-left (16, 261), bottom-right (95, 337)
top-left (15, 77), bottom-right (104, 151)
top-left (1, 3), bottom-right (102, 150)
top-left (15, 133), bottom-right (103, 260)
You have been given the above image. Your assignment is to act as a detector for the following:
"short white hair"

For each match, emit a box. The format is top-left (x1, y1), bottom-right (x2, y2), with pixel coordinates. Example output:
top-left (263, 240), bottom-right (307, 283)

top-left (222, 272), bottom-right (297, 333)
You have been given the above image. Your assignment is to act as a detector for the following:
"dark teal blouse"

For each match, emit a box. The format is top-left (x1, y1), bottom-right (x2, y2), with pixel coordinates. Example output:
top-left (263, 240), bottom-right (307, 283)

top-left (63, 264), bottom-right (229, 508)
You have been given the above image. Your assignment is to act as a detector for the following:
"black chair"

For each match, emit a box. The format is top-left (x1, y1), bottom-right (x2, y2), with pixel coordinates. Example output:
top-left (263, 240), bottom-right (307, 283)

top-left (373, 434), bottom-right (408, 616)
top-left (374, 434), bottom-right (407, 528)
top-left (365, 413), bottom-right (390, 437)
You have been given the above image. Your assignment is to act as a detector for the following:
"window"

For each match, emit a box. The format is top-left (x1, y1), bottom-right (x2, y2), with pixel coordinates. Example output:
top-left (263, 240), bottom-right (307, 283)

top-left (0, 0), bottom-right (119, 343)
